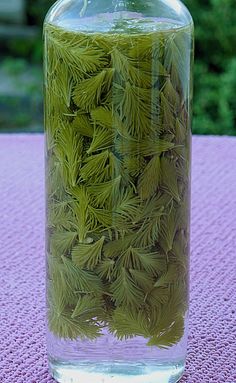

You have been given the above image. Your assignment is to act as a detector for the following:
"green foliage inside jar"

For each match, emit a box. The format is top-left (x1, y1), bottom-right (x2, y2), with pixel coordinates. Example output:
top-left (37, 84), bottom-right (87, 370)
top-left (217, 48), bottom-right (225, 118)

top-left (44, 20), bottom-right (192, 349)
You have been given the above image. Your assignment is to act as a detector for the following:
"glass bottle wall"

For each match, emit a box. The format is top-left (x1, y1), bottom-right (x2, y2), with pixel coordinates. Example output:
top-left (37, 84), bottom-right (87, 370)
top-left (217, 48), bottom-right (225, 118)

top-left (44, 1), bottom-right (194, 382)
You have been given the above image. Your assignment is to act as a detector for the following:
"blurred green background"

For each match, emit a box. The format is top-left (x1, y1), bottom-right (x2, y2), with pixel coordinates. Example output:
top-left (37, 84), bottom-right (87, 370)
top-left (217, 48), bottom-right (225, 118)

top-left (0, 0), bottom-right (235, 134)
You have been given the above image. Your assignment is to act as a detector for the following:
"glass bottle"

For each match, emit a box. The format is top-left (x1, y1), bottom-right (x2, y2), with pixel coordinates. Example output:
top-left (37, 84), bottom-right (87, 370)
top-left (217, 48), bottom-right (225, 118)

top-left (44, 1), bottom-right (194, 382)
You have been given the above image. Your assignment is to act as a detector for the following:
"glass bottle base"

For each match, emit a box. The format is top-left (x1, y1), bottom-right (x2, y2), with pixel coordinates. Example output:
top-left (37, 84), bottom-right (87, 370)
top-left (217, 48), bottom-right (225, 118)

top-left (48, 358), bottom-right (185, 383)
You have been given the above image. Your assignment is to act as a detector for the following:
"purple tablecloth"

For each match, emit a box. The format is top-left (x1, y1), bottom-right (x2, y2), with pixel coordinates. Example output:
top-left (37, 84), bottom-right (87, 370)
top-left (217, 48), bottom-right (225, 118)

top-left (0, 134), bottom-right (235, 383)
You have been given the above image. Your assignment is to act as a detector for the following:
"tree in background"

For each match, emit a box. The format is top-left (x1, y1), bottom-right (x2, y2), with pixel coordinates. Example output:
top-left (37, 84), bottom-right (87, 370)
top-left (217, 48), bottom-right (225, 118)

top-left (26, 0), bottom-right (55, 26)
top-left (184, 0), bottom-right (236, 135)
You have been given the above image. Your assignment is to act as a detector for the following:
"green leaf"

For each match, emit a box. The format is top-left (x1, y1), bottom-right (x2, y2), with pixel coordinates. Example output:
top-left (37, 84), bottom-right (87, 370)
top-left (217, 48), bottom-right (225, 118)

top-left (171, 231), bottom-right (189, 272)
top-left (54, 122), bottom-right (83, 187)
top-left (73, 69), bottom-right (114, 111)
top-left (109, 307), bottom-right (149, 340)
top-left (96, 259), bottom-right (116, 282)
top-left (147, 284), bottom-right (186, 347)
top-left (111, 48), bottom-right (152, 88)
top-left (49, 62), bottom-right (73, 108)
top-left (114, 82), bottom-right (160, 137)
top-left (80, 150), bottom-right (109, 182)
top-left (113, 188), bottom-right (140, 222)
top-left (147, 315), bottom-right (185, 348)
top-left (47, 159), bottom-right (67, 201)
top-left (47, 258), bottom-right (103, 340)
top-left (48, 301), bottom-right (102, 340)
top-left (137, 156), bottom-right (161, 200)
top-left (87, 126), bottom-right (114, 154)
top-left (106, 152), bottom-right (123, 179)
top-left (154, 263), bottom-right (180, 287)
top-left (123, 155), bottom-right (146, 177)
top-left (62, 256), bottom-right (104, 294)
top-left (47, 256), bottom-right (78, 306)
top-left (72, 114), bottom-right (94, 137)
top-left (135, 207), bottom-right (163, 248)
top-left (137, 193), bottom-right (171, 222)
top-left (129, 269), bottom-right (154, 291)
top-left (160, 92), bottom-right (176, 130)
top-left (161, 157), bottom-right (180, 202)
top-left (88, 206), bottom-right (114, 229)
top-left (175, 118), bottom-right (187, 144)
top-left (159, 206), bottom-right (179, 252)
top-left (162, 77), bottom-right (180, 107)
top-left (48, 200), bottom-right (75, 231)
top-left (140, 139), bottom-right (174, 156)
top-left (111, 267), bottom-right (144, 307)
top-left (118, 247), bottom-right (166, 276)
top-left (103, 234), bottom-right (137, 258)
top-left (145, 286), bottom-right (170, 306)
top-left (88, 176), bottom-right (121, 207)
top-left (69, 186), bottom-right (91, 242)
top-left (91, 106), bottom-right (113, 127)
top-left (46, 24), bottom-right (108, 77)
top-left (50, 231), bottom-right (78, 256)
top-left (115, 136), bottom-right (175, 157)
top-left (71, 295), bottom-right (104, 319)
top-left (91, 107), bottom-right (131, 139)
top-left (128, 35), bottom-right (165, 61)
top-left (72, 236), bottom-right (105, 270)
top-left (164, 30), bottom-right (191, 97)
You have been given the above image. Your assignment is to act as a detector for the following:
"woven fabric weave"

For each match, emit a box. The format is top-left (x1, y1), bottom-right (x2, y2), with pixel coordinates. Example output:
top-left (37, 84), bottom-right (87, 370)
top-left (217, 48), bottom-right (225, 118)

top-left (0, 134), bottom-right (235, 383)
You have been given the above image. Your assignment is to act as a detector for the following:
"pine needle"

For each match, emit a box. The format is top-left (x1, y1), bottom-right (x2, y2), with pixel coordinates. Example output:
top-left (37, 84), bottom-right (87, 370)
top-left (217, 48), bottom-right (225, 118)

top-left (69, 186), bottom-right (91, 242)
top-left (87, 126), bottom-right (114, 154)
top-left (103, 234), bottom-right (137, 258)
top-left (50, 231), bottom-right (78, 256)
top-left (72, 114), bottom-right (94, 137)
top-left (136, 216), bottom-right (161, 247)
top-left (113, 188), bottom-right (140, 222)
top-left (109, 307), bottom-right (149, 340)
top-left (115, 136), bottom-right (175, 157)
top-left (80, 150), bottom-right (109, 182)
top-left (146, 286), bottom-right (170, 306)
top-left (71, 295), bottom-right (103, 319)
top-left (159, 206), bottom-right (179, 253)
top-left (72, 236), bottom-right (105, 270)
top-left (96, 259), bottom-right (116, 282)
top-left (111, 48), bottom-right (152, 88)
top-left (91, 107), bottom-right (131, 139)
top-left (147, 315), bottom-right (185, 348)
top-left (62, 256), bottom-right (104, 294)
top-left (73, 69), bottom-right (114, 111)
top-left (154, 263), bottom-right (180, 287)
top-left (123, 155), bottom-right (146, 177)
top-left (138, 156), bottom-right (161, 200)
top-left (113, 82), bottom-right (159, 137)
top-left (54, 122), bottom-right (83, 187)
top-left (88, 176), bottom-right (121, 207)
top-left (161, 157), bottom-right (180, 202)
top-left (118, 247), bottom-right (166, 276)
top-left (111, 268), bottom-right (144, 307)
top-left (129, 269), bottom-right (154, 292)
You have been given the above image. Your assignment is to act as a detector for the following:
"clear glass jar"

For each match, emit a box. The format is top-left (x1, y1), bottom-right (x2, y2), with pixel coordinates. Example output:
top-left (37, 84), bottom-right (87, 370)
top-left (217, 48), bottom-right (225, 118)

top-left (44, 1), bottom-right (194, 382)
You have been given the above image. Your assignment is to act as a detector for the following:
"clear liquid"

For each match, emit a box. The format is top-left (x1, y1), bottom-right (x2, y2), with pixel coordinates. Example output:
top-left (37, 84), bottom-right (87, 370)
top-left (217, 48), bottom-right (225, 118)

top-left (48, 320), bottom-right (188, 383)
top-left (56, 12), bottom-right (188, 34)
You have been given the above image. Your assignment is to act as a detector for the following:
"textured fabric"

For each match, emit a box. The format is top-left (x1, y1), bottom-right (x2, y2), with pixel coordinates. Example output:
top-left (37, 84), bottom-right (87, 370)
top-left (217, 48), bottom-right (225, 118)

top-left (0, 134), bottom-right (235, 383)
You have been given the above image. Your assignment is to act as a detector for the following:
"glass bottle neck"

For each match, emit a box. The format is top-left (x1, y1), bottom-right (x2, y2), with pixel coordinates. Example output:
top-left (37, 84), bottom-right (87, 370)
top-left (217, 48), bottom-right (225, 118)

top-left (80, 0), bottom-right (130, 16)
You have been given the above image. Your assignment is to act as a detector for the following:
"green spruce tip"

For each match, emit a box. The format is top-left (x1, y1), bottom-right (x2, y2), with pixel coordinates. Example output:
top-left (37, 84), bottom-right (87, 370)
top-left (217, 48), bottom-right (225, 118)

top-left (44, 22), bottom-right (192, 348)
